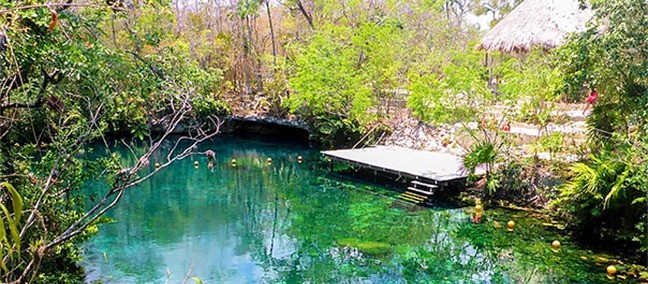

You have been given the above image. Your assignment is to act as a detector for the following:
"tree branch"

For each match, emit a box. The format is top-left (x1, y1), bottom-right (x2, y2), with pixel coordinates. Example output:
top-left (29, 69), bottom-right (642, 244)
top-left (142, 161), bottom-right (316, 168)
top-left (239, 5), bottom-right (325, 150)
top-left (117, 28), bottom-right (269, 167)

top-left (129, 51), bottom-right (165, 79)
top-left (0, 101), bottom-right (45, 110)
top-left (295, 0), bottom-right (314, 29)
top-left (0, 3), bottom-right (127, 15)
top-left (15, 91), bottom-right (222, 282)
top-left (1, 69), bottom-right (60, 114)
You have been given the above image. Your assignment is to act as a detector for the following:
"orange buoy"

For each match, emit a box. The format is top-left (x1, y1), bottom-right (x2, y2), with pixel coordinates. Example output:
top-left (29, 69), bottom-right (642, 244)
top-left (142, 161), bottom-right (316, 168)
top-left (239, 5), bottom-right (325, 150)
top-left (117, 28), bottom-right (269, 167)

top-left (507, 220), bottom-right (515, 231)
top-left (606, 265), bottom-right (616, 276)
top-left (552, 240), bottom-right (561, 251)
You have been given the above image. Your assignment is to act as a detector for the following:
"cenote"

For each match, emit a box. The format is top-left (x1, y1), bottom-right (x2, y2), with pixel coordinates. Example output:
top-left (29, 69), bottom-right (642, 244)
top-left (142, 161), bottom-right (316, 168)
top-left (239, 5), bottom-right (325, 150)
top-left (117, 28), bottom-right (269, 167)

top-left (82, 136), bottom-right (619, 283)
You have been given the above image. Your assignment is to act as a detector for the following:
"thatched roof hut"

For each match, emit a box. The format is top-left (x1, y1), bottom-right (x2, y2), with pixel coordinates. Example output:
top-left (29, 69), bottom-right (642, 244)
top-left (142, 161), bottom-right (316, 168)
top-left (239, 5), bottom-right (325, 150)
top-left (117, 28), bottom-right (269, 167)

top-left (476, 0), bottom-right (593, 53)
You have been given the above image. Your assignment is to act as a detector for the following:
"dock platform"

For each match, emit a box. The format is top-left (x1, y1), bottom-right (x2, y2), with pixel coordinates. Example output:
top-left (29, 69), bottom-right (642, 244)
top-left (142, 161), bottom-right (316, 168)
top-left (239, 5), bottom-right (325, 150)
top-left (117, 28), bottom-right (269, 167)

top-left (321, 146), bottom-right (471, 183)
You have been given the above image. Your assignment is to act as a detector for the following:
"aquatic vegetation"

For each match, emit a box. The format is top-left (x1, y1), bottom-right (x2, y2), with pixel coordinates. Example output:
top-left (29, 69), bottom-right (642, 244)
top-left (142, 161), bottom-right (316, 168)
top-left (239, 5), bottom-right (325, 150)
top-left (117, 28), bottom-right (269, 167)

top-left (82, 137), bottom-right (631, 283)
top-left (336, 238), bottom-right (392, 256)
top-left (2, 0), bottom-right (646, 281)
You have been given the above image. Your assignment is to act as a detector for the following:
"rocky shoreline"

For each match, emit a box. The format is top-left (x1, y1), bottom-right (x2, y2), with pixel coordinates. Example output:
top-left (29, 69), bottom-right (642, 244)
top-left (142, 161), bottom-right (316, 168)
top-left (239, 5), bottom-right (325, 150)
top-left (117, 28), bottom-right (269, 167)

top-left (377, 109), bottom-right (587, 163)
top-left (379, 117), bottom-right (468, 156)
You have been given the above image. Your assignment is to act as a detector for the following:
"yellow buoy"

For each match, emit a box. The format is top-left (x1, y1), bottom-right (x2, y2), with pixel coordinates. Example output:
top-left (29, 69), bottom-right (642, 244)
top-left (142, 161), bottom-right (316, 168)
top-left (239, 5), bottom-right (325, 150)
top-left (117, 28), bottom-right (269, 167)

top-left (606, 265), bottom-right (616, 276)
top-left (194, 160), bottom-right (199, 166)
top-left (475, 204), bottom-right (483, 213)
top-left (231, 159), bottom-right (237, 166)
top-left (507, 220), bottom-right (515, 231)
top-left (297, 155), bottom-right (303, 163)
top-left (154, 162), bottom-right (161, 168)
top-left (267, 158), bottom-right (272, 164)
top-left (552, 240), bottom-right (561, 251)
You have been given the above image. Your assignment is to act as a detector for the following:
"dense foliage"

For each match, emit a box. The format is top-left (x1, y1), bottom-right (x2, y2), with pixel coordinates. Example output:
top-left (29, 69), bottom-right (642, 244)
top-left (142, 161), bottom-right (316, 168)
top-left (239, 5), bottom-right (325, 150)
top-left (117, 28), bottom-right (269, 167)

top-left (0, 0), bottom-right (226, 281)
top-left (554, 0), bottom-right (648, 253)
top-left (1, 0), bottom-right (647, 281)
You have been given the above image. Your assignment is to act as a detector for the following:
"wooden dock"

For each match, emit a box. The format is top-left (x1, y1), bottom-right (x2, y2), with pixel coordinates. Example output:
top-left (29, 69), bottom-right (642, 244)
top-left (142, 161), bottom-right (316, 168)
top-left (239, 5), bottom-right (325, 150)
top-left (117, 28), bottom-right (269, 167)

top-left (321, 146), bottom-right (471, 183)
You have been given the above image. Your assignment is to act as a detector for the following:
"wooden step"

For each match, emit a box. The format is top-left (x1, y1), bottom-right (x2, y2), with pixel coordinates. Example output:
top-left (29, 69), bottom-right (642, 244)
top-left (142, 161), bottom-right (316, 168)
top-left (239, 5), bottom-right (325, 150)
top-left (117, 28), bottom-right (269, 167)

top-left (398, 194), bottom-right (425, 204)
top-left (407, 187), bottom-right (434, 196)
top-left (402, 192), bottom-right (426, 201)
top-left (398, 195), bottom-right (423, 204)
top-left (411, 180), bottom-right (438, 189)
top-left (403, 191), bottom-right (426, 198)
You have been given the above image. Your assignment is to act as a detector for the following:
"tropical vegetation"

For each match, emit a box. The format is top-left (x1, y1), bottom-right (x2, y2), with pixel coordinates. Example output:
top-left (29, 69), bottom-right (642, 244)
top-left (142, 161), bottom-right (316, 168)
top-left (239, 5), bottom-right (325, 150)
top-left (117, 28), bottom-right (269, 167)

top-left (0, 0), bottom-right (646, 281)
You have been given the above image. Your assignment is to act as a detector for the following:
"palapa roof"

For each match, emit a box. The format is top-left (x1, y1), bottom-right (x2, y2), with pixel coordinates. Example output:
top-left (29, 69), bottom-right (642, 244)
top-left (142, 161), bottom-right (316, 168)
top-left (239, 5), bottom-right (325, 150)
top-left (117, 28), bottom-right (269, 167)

top-left (476, 0), bottom-right (593, 53)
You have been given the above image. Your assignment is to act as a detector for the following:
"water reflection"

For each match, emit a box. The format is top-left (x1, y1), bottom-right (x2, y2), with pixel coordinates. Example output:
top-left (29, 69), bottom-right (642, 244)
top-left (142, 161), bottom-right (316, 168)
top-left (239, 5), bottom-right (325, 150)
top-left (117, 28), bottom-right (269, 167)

top-left (83, 136), bottom-right (610, 283)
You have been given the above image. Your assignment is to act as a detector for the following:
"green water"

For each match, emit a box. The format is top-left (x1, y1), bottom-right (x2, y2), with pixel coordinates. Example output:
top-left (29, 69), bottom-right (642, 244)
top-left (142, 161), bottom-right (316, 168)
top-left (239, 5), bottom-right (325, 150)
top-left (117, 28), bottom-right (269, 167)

top-left (82, 136), bottom-right (617, 283)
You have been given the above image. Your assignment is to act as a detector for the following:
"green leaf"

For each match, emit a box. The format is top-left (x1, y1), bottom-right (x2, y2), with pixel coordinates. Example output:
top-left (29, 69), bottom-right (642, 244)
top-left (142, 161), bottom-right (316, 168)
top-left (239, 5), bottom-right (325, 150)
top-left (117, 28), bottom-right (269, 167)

top-left (0, 257), bottom-right (7, 274)
top-left (603, 166), bottom-right (630, 209)
top-left (0, 204), bottom-right (21, 261)
top-left (0, 210), bottom-right (8, 268)
top-left (1, 182), bottom-right (23, 223)
top-left (632, 197), bottom-right (646, 205)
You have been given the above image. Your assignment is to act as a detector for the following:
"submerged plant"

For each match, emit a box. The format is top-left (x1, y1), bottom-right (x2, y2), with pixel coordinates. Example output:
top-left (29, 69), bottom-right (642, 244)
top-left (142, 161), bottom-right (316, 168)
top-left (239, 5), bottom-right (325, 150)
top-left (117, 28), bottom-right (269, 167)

top-left (336, 238), bottom-right (392, 256)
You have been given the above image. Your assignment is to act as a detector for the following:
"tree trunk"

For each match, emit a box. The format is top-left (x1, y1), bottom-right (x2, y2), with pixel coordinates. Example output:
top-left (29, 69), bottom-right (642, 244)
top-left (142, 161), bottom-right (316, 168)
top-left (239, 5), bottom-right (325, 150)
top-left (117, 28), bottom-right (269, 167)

top-left (266, 1), bottom-right (277, 68)
top-left (296, 0), bottom-right (314, 29)
top-left (244, 16), bottom-right (253, 96)
top-left (252, 17), bottom-right (263, 92)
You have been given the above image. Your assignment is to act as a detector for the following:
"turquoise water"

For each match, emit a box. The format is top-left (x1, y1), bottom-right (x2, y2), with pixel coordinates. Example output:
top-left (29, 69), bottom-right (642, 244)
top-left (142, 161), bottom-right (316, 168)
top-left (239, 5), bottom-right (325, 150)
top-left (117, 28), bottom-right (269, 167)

top-left (82, 136), bottom-right (617, 283)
